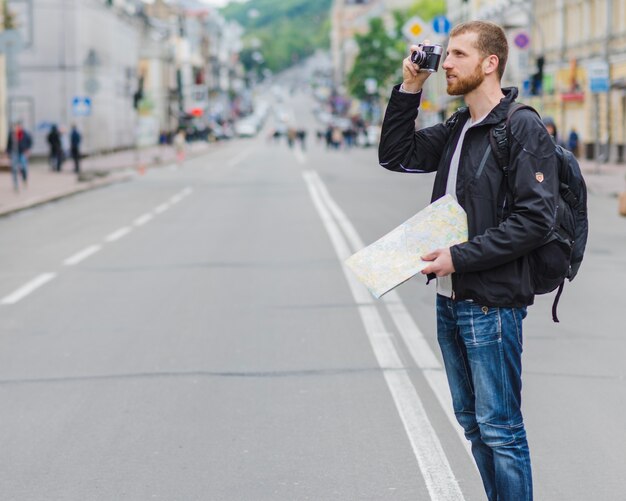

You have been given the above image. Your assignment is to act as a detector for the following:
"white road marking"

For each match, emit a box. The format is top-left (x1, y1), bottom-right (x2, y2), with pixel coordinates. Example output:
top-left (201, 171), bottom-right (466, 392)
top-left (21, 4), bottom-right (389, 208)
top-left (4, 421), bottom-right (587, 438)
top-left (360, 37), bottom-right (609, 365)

top-left (170, 187), bottom-right (193, 205)
top-left (154, 203), bottom-right (171, 214)
top-left (227, 150), bottom-right (251, 167)
top-left (133, 213), bottom-right (153, 226)
top-left (293, 148), bottom-right (307, 164)
top-left (63, 245), bottom-right (102, 266)
top-left (303, 170), bottom-right (465, 501)
top-left (306, 170), bottom-right (474, 462)
top-left (105, 226), bottom-right (133, 242)
top-left (2, 187), bottom-right (194, 306)
top-left (1, 273), bottom-right (57, 305)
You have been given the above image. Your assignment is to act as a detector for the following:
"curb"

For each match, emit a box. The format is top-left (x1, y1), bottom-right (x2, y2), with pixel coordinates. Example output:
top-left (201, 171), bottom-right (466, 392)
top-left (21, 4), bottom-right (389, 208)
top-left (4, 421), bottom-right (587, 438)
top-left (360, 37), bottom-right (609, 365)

top-left (0, 170), bottom-right (135, 218)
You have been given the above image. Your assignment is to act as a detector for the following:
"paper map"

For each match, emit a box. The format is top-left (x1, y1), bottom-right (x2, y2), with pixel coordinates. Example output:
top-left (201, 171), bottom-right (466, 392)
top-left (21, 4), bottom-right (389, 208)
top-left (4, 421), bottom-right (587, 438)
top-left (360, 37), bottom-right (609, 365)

top-left (345, 195), bottom-right (468, 298)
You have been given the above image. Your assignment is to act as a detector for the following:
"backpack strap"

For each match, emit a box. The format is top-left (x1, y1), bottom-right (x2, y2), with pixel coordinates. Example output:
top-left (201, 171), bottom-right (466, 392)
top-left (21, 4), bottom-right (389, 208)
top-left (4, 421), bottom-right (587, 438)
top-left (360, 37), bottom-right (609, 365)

top-left (489, 103), bottom-right (540, 173)
top-left (552, 282), bottom-right (565, 323)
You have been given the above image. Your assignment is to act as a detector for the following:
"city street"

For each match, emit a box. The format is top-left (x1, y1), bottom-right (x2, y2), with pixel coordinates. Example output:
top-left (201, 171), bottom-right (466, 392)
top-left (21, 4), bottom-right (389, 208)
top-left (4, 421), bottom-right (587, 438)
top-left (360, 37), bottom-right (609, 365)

top-left (1, 91), bottom-right (626, 501)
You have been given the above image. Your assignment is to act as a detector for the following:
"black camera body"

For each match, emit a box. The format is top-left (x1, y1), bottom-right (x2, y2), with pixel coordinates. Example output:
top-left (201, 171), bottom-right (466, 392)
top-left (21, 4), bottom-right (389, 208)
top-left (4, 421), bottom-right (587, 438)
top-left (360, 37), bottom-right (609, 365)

top-left (410, 44), bottom-right (443, 73)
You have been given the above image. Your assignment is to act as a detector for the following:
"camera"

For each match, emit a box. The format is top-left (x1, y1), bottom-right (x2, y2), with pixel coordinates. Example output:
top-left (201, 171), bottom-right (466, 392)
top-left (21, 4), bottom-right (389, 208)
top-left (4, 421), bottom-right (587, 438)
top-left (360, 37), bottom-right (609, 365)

top-left (410, 44), bottom-right (443, 73)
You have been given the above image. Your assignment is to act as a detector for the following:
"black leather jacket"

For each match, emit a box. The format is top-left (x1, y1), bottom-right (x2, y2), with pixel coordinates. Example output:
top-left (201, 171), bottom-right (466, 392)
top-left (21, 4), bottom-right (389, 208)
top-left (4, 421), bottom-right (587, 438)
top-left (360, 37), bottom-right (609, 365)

top-left (379, 85), bottom-right (559, 307)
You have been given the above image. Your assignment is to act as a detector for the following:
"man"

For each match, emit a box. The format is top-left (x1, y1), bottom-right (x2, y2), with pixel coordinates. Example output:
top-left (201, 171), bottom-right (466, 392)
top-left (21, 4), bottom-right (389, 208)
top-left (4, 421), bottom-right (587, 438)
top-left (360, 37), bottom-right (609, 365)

top-left (379, 21), bottom-right (559, 501)
top-left (70, 124), bottom-right (82, 173)
top-left (6, 122), bottom-right (33, 192)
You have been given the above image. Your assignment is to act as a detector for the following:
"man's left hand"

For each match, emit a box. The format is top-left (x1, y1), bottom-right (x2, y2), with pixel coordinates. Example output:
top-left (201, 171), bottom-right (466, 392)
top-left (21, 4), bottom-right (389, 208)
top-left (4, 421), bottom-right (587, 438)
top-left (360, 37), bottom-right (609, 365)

top-left (421, 248), bottom-right (455, 276)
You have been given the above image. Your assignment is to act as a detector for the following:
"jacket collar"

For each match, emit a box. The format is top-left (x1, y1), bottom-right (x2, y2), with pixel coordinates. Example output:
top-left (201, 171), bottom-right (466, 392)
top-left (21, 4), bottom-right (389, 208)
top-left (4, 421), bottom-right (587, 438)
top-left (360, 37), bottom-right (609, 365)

top-left (455, 87), bottom-right (519, 127)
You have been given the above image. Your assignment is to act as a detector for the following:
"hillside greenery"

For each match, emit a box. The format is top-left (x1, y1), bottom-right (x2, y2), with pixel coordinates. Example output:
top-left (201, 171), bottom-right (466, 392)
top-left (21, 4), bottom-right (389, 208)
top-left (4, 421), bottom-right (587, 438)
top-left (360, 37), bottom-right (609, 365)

top-left (221, 0), bottom-right (332, 75)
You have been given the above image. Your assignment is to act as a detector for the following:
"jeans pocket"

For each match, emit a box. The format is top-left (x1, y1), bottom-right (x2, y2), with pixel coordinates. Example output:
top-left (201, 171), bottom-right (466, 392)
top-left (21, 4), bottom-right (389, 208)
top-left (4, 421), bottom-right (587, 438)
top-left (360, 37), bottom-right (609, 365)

top-left (462, 305), bottom-right (502, 346)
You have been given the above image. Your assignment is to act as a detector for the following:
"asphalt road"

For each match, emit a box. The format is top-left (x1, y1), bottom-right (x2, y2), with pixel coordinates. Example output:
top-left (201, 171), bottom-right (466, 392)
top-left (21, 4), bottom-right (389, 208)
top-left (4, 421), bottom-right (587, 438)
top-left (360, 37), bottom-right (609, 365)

top-left (1, 90), bottom-right (625, 501)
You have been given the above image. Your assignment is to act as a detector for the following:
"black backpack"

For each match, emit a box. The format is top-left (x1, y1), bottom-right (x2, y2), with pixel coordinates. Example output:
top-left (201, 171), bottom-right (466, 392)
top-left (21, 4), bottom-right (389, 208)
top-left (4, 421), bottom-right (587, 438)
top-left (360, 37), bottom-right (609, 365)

top-left (490, 103), bottom-right (588, 322)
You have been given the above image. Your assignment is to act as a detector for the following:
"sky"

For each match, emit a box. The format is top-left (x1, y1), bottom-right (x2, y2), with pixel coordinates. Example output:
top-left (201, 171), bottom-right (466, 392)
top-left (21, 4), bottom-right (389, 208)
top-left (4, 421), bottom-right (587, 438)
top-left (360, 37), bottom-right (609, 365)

top-left (198, 0), bottom-right (235, 6)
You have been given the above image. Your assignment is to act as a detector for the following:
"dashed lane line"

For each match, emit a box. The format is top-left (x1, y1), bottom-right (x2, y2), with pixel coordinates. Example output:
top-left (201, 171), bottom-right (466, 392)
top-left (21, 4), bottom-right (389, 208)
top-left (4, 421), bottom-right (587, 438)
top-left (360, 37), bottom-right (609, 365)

top-left (63, 245), bottom-right (102, 266)
top-left (226, 150), bottom-right (252, 168)
top-left (2, 186), bottom-right (194, 306)
top-left (1, 273), bottom-right (57, 305)
top-left (105, 226), bottom-right (133, 243)
top-left (133, 213), bottom-right (154, 226)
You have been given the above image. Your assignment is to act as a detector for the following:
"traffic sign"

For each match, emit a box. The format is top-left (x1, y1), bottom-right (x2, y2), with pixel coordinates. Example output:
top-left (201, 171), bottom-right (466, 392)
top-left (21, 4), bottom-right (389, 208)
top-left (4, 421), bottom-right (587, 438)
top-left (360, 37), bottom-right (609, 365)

top-left (588, 60), bottom-right (610, 93)
top-left (432, 16), bottom-right (451, 35)
top-left (72, 96), bottom-right (92, 116)
top-left (514, 32), bottom-right (530, 49)
top-left (402, 16), bottom-right (429, 41)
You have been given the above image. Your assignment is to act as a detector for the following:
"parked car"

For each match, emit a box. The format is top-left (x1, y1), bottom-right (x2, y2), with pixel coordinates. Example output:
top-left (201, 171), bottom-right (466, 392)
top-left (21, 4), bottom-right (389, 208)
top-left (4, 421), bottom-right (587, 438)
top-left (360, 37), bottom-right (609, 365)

top-left (235, 118), bottom-right (259, 138)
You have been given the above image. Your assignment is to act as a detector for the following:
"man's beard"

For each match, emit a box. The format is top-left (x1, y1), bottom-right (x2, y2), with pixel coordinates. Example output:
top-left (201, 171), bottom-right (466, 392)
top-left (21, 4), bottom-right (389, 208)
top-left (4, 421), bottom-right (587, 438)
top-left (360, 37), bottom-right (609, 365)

top-left (447, 64), bottom-right (485, 96)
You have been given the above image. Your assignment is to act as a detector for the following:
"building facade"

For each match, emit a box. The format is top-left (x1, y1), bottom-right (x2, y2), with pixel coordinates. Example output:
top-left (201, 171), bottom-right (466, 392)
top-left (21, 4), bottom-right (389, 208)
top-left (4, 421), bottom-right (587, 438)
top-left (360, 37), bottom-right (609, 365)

top-left (448, 0), bottom-right (626, 162)
top-left (5, 0), bottom-right (242, 156)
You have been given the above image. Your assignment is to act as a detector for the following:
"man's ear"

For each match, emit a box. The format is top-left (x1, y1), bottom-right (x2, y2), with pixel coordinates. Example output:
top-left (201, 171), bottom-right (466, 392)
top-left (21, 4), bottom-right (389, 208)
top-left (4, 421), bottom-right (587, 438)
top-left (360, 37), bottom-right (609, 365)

top-left (483, 55), bottom-right (499, 75)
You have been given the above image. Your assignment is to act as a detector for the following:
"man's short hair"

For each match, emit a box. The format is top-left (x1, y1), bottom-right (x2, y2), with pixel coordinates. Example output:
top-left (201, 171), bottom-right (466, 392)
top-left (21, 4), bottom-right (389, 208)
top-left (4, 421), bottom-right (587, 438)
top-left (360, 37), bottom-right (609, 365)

top-left (449, 20), bottom-right (508, 80)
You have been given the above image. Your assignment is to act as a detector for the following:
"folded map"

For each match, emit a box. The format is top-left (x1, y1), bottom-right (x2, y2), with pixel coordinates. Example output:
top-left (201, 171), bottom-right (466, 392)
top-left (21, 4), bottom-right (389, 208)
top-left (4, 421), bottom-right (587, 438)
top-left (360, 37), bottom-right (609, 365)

top-left (345, 194), bottom-right (468, 298)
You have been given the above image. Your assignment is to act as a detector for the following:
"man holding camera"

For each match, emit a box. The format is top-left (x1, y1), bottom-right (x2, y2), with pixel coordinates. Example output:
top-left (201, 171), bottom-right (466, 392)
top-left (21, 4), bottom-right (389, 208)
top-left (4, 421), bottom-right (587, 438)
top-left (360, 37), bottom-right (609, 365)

top-left (379, 21), bottom-right (559, 501)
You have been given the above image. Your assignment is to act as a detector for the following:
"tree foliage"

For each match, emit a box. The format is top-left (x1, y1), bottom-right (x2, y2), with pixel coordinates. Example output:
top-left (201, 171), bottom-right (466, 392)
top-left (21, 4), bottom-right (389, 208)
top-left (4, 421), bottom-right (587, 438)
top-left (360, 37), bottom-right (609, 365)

top-left (347, 18), bottom-right (405, 101)
top-left (221, 0), bottom-right (332, 74)
top-left (347, 0), bottom-right (445, 100)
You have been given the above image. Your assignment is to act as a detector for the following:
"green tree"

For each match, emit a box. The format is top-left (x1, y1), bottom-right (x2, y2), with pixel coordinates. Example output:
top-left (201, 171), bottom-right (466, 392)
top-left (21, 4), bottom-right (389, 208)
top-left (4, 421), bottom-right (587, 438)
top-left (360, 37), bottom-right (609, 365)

top-left (2, 0), bottom-right (16, 30)
top-left (347, 17), bottom-right (404, 101)
top-left (347, 0), bottom-right (445, 101)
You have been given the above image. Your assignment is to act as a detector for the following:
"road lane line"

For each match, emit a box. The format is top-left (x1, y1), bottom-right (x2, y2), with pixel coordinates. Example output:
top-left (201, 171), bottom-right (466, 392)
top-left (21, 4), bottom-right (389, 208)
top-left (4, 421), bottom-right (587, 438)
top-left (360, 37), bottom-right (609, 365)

top-left (1, 273), bottom-right (57, 305)
top-left (170, 187), bottom-right (193, 205)
top-left (303, 170), bottom-right (465, 501)
top-left (154, 202), bottom-right (171, 214)
top-left (133, 213), bottom-right (153, 226)
top-left (227, 150), bottom-right (251, 167)
top-left (105, 226), bottom-right (133, 242)
top-left (293, 148), bottom-right (307, 164)
top-left (307, 170), bottom-right (474, 462)
top-left (63, 245), bottom-right (102, 266)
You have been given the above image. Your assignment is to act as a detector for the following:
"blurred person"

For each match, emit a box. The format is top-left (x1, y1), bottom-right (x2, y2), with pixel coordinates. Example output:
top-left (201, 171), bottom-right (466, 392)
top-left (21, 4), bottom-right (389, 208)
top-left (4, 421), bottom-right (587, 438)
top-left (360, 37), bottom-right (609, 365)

top-left (568, 128), bottom-right (580, 157)
top-left (286, 127), bottom-right (297, 148)
top-left (342, 126), bottom-right (356, 149)
top-left (6, 122), bottom-right (32, 192)
top-left (330, 126), bottom-right (343, 149)
top-left (46, 124), bottom-right (63, 172)
top-left (542, 117), bottom-right (566, 148)
top-left (173, 129), bottom-right (186, 167)
top-left (296, 129), bottom-right (307, 150)
top-left (70, 124), bottom-right (82, 173)
top-left (379, 21), bottom-right (561, 501)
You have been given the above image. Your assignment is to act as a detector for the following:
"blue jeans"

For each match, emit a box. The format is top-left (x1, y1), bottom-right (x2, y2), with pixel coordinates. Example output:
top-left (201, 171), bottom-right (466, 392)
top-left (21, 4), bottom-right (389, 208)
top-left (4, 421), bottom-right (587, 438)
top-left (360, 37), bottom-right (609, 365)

top-left (436, 295), bottom-right (532, 501)
top-left (11, 153), bottom-right (28, 190)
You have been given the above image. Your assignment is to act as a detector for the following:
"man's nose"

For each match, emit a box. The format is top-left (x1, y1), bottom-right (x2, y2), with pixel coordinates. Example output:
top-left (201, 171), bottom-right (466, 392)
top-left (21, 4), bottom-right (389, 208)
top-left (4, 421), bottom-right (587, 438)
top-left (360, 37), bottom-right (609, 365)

top-left (442, 57), bottom-right (452, 69)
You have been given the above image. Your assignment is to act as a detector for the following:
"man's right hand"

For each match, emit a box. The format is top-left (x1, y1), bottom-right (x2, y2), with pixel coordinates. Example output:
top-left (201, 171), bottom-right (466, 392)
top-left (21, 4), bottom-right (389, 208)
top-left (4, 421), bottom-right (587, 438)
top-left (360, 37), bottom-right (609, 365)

top-left (402, 43), bottom-right (433, 93)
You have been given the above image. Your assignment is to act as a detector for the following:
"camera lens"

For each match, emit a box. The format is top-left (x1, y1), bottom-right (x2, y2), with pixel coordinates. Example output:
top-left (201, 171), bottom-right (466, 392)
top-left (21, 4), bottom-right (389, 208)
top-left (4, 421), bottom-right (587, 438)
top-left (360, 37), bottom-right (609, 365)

top-left (411, 51), bottom-right (427, 66)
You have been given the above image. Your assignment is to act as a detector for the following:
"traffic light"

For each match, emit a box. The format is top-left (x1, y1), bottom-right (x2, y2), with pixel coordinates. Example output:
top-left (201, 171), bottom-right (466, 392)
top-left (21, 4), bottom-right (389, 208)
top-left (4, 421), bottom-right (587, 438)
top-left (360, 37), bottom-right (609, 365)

top-left (133, 76), bottom-right (144, 109)
top-left (530, 56), bottom-right (544, 96)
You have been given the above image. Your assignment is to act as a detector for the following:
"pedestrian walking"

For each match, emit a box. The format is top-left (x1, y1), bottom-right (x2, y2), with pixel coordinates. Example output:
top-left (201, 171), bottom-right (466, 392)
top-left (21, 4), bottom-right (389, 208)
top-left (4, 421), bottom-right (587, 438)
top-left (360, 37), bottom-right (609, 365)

top-left (567, 128), bottom-right (580, 157)
top-left (173, 129), bottom-right (186, 167)
top-left (542, 117), bottom-right (567, 148)
top-left (70, 124), bottom-right (82, 173)
top-left (6, 122), bottom-right (32, 192)
top-left (379, 21), bottom-right (561, 501)
top-left (296, 128), bottom-right (307, 150)
top-left (46, 124), bottom-right (63, 172)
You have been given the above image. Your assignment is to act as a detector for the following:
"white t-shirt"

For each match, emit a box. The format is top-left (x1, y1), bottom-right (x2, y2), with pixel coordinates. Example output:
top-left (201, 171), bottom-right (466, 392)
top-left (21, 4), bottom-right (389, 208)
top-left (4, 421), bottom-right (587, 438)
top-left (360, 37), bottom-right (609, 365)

top-left (436, 113), bottom-right (487, 298)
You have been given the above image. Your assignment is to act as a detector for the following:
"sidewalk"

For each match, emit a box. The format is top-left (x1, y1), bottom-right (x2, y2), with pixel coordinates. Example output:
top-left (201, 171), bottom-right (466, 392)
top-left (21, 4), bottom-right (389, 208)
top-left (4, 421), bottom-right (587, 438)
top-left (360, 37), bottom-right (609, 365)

top-left (578, 158), bottom-right (626, 198)
top-left (1, 141), bottom-right (624, 217)
top-left (0, 142), bottom-right (210, 217)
